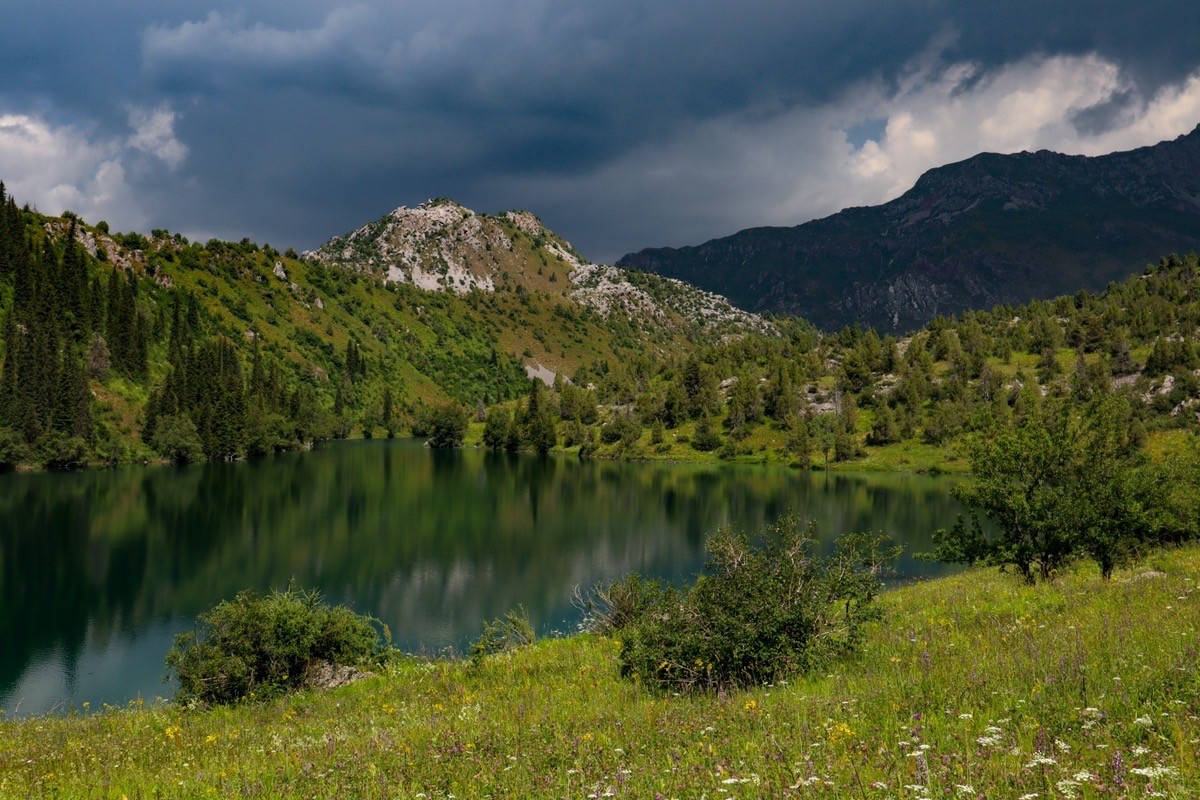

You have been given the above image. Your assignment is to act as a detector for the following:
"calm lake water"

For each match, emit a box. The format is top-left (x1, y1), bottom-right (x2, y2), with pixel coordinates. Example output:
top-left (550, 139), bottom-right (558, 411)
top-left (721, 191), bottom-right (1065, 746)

top-left (0, 439), bottom-right (969, 716)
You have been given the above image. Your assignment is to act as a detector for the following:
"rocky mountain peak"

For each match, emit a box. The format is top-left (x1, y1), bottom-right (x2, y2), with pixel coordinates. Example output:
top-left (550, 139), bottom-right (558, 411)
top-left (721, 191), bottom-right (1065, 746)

top-left (305, 199), bottom-right (776, 342)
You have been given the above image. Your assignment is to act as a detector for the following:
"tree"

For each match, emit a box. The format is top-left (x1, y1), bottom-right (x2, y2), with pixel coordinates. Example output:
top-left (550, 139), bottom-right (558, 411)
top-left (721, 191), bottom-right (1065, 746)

top-left (690, 412), bottom-right (721, 452)
top-left (930, 401), bottom-right (1078, 582)
top-left (928, 395), bottom-right (1176, 582)
top-left (866, 403), bottom-right (899, 446)
top-left (1070, 395), bottom-right (1164, 578)
top-left (152, 413), bottom-right (205, 463)
top-left (785, 411), bottom-right (812, 466)
top-left (482, 406), bottom-right (511, 451)
top-left (424, 401), bottom-right (467, 448)
top-left (521, 380), bottom-right (557, 454)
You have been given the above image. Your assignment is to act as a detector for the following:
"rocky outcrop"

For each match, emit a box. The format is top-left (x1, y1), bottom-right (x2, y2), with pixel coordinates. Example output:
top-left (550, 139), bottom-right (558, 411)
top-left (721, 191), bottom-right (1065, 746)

top-left (306, 199), bottom-right (774, 342)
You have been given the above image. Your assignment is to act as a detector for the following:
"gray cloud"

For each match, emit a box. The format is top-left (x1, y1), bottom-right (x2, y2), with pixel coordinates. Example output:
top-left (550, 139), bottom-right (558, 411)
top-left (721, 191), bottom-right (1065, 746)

top-left (2, 1), bottom-right (1199, 260)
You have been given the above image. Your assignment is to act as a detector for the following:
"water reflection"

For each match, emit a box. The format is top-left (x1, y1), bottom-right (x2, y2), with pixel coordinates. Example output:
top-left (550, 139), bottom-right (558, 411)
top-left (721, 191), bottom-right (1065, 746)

top-left (0, 440), bottom-right (966, 715)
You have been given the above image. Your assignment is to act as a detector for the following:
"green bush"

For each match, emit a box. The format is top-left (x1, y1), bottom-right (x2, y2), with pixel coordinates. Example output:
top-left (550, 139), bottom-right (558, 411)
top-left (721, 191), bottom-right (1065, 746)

top-left (413, 401), bottom-right (468, 448)
top-left (37, 432), bottom-right (88, 470)
top-left (470, 605), bottom-right (536, 663)
top-left (603, 517), bottom-right (898, 692)
top-left (0, 426), bottom-right (28, 471)
top-left (152, 413), bottom-right (205, 463)
top-left (166, 587), bottom-right (387, 705)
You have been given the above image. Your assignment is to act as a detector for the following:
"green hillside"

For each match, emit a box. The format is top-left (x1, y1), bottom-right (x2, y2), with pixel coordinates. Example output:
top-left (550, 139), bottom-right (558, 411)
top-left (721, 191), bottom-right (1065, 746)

top-left (0, 186), bottom-right (767, 469)
top-left (552, 252), bottom-right (1200, 472)
top-left (3, 176), bottom-right (1200, 476)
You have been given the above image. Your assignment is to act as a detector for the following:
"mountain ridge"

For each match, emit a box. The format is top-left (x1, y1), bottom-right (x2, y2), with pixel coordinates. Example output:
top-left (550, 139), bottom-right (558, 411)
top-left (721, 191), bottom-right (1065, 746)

top-left (618, 124), bottom-right (1200, 331)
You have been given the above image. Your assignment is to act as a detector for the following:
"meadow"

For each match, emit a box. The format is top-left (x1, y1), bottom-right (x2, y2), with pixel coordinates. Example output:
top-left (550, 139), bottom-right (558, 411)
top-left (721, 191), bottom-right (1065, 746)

top-left (2, 546), bottom-right (1197, 798)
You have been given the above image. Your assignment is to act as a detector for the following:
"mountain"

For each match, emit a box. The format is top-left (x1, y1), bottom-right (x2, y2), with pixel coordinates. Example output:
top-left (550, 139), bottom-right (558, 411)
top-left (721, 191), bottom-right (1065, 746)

top-left (304, 199), bottom-right (774, 362)
top-left (618, 125), bottom-right (1200, 331)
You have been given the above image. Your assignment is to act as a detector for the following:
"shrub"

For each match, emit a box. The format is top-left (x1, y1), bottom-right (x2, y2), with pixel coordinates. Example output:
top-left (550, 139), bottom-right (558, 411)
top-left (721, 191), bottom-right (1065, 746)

top-left (470, 605), bottom-right (536, 662)
top-left (152, 413), bottom-right (205, 463)
top-left (166, 587), bottom-right (387, 705)
top-left (604, 516), bottom-right (898, 692)
top-left (0, 427), bottom-right (28, 471)
top-left (600, 413), bottom-right (640, 445)
top-left (414, 401), bottom-right (468, 448)
top-left (37, 432), bottom-right (88, 470)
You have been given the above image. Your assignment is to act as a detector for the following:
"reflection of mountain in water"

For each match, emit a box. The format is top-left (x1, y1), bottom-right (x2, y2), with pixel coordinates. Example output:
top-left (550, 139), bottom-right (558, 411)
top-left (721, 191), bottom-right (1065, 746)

top-left (0, 440), bottom-right (965, 714)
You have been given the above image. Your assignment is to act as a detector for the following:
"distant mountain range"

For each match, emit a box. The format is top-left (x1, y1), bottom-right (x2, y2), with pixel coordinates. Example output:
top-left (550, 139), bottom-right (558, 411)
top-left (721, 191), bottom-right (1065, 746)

top-left (618, 125), bottom-right (1200, 331)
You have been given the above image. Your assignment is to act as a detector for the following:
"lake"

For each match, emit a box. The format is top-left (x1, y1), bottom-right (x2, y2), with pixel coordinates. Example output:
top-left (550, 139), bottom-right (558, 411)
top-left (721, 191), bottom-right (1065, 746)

top-left (0, 439), bottom-right (969, 716)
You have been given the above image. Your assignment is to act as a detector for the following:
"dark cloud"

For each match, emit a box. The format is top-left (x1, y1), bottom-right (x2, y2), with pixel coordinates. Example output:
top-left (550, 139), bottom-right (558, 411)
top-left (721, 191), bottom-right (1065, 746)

top-left (2, 0), bottom-right (1200, 261)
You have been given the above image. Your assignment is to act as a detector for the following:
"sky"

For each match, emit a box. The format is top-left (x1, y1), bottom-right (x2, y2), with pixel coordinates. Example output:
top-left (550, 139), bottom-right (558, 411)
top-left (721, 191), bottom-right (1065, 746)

top-left (2, 2), bottom-right (1200, 263)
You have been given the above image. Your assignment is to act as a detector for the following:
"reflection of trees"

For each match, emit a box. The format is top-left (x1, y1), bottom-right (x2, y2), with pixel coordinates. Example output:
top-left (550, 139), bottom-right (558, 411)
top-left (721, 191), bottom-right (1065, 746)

top-left (0, 442), bottom-right (967, 703)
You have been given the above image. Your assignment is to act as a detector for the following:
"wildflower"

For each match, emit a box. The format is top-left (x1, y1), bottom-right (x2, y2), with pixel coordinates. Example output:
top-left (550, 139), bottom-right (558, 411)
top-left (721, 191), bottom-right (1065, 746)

top-left (1133, 716), bottom-right (1154, 727)
top-left (828, 723), bottom-right (855, 745)
top-left (744, 699), bottom-right (757, 711)
top-left (1055, 779), bottom-right (1081, 799)
top-left (954, 785), bottom-right (975, 795)
top-left (1130, 766), bottom-right (1178, 779)
top-left (1025, 753), bottom-right (1057, 768)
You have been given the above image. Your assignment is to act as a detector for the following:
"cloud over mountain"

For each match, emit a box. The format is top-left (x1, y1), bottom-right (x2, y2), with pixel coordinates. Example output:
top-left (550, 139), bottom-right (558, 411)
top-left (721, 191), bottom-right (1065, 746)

top-left (2, 1), bottom-right (1199, 257)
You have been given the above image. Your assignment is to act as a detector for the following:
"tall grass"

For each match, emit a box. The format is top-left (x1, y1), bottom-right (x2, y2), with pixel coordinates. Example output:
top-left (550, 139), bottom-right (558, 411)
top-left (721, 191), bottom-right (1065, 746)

top-left (2, 548), bottom-right (1198, 798)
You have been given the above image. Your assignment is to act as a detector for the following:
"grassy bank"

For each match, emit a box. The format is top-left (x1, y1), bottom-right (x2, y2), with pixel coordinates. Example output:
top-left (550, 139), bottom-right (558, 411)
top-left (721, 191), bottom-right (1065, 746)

top-left (3, 548), bottom-right (1198, 798)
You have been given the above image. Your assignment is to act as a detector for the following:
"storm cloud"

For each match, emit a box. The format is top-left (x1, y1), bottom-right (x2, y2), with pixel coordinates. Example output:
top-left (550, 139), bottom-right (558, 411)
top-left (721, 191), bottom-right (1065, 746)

top-left (2, 1), bottom-right (1199, 260)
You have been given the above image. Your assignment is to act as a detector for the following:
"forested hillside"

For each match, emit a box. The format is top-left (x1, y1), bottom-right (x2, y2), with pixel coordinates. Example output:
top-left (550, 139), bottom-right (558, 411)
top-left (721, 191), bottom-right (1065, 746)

top-left (540, 252), bottom-right (1200, 470)
top-left (2, 175), bottom-right (1199, 474)
top-left (0, 184), bottom-right (766, 470)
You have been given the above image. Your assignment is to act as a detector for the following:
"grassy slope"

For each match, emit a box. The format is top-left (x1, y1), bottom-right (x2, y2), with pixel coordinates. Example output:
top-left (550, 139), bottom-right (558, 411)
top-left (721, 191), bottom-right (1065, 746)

top-left (4, 548), bottom-right (1198, 798)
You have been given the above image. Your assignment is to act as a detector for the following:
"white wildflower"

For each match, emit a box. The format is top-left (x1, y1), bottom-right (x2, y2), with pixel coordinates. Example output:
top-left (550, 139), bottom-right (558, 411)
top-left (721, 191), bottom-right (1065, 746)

top-left (1055, 779), bottom-right (1080, 799)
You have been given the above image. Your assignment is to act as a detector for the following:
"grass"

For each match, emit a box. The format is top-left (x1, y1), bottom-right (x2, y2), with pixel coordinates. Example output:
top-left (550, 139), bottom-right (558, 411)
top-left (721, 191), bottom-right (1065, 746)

top-left (3, 547), bottom-right (1199, 798)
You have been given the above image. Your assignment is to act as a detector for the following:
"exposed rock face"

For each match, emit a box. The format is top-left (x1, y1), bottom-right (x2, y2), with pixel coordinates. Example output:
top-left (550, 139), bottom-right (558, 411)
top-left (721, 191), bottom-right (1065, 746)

top-left (306, 199), bottom-right (774, 341)
top-left (618, 125), bottom-right (1200, 331)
